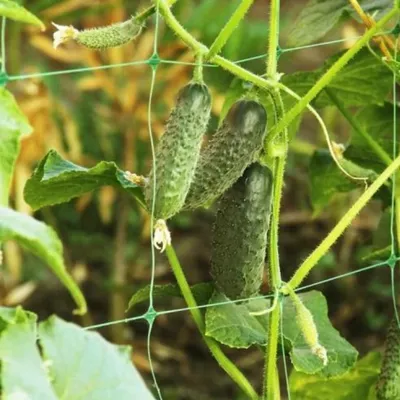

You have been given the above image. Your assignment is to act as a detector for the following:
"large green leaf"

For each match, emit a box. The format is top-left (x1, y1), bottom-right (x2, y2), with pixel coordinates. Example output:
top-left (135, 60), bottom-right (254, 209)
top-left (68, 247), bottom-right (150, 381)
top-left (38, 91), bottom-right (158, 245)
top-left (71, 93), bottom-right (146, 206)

top-left (0, 307), bottom-right (155, 400)
top-left (205, 290), bottom-right (358, 376)
top-left (0, 206), bottom-right (87, 315)
top-left (287, 0), bottom-right (348, 47)
top-left (0, 0), bottom-right (44, 29)
top-left (289, 351), bottom-right (381, 399)
top-left (24, 150), bottom-right (145, 210)
top-left (283, 49), bottom-right (392, 108)
top-left (345, 103), bottom-right (396, 173)
top-left (0, 88), bottom-right (32, 206)
top-left (308, 149), bottom-right (377, 214)
top-left (0, 307), bottom-right (58, 399)
top-left (39, 316), bottom-right (155, 400)
top-left (127, 282), bottom-right (214, 310)
top-left (288, 0), bottom-right (392, 46)
top-left (205, 291), bottom-right (270, 348)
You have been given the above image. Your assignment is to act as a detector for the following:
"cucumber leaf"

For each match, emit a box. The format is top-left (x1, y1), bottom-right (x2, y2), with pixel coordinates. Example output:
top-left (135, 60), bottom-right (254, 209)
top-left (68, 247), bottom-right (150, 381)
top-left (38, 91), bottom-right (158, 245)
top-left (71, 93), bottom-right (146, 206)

top-left (205, 291), bottom-right (270, 348)
top-left (0, 0), bottom-right (44, 29)
top-left (289, 351), bottom-right (381, 400)
top-left (0, 307), bottom-right (57, 399)
top-left (287, 0), bottom-right (348, 47)
top-left (24, 150), bottom-right (145, 210)
top-left (345, 103), bottom-right (396, 173)
top-left (282, 49), bottom-right (392, 108)
top-left (205, 290), bottom-right (358, 376)
top-left (127, 282), bottom-right (214, 310)
top-left (0, 307), bottom-right (155, 400)
top-left (0, 88), bottom-right (32, 206)
top-left (39, 316), bottom-right (155, 399)
top-left (0, 206), bottom-right (87, 315)
top-left (287, 0), bottom-right (392, 46)
top-left (308, 149), bottom-right (377, 215)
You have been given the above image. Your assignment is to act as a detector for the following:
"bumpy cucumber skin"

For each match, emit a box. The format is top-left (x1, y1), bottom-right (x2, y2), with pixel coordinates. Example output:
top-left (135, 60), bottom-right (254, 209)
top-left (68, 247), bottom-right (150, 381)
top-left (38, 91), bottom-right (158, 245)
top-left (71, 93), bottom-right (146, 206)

top-left (211, 163), bottom-right (273, 300)
top-left (376, 317), bottom-right (400, 400)
top-left (184, 99), bottom-right (267, 209)
top-left (76, 17), bottom-right (142, 49)
top-left (145, 82), bottom-right (211, 220)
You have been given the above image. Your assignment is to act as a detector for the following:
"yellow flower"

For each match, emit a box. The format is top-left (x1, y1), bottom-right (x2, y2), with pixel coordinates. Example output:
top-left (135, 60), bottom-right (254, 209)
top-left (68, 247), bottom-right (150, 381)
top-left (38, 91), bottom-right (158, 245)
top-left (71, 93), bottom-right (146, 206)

top-left (52, 23), bottom-right (78, 49)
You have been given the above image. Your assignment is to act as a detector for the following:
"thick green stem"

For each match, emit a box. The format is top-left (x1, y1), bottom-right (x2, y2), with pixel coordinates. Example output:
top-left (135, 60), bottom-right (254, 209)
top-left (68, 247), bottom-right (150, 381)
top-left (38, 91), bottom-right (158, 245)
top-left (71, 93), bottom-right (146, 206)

top-left (266, 0), bottom-right (280, 77)
top-left (325, 88), bottom-right (391, 166)
top-left (263, 305), bottom-right (281, 399)
top-left (270, 8), bottom-right (399, 140)
top-left (264, 2), bottom-right (283, 398)
top-left (269, 156), bottom-right (284, 288)
top-left (283, 152), bottom-right (400, 292)
top-left (165, 245), bottom-right (258, 399)
top-left (137, 0), bottom-right (178, 24)
top-left (207, 0), bottom-right (254, 60)
top-left (156, 0), bottom-right (207, 53)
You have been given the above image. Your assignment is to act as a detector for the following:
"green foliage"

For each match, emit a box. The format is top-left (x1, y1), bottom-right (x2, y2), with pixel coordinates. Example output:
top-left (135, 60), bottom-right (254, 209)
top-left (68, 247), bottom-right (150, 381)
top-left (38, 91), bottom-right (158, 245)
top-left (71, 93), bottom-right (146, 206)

top-left (289, 351), bottom-right (382, 400)
top-left (24, 150), bottom-right (144, 210)
top-left (282, 49), bottom-right (393, 108)
top-left (0, 206), bottom-right (87, 314)
top-left (309, 149), bottom-right (376, 214)
top-left (127, 282), bottom-right (214, 310)
top-left (0, 307), bottom-right (155, 399)
top-left (145, 82), bottom-right (211, 220)
top-left (0, 88), bottom-right (31, 206)
top-left (288, 0), bottom-right (393, 46)
top-left (211, 163), bottom-right (272, 300)
top-left (205, 290), bottom-right (358, 376)
top-left (345, 103), bottom-right (396, 173)
top-left (0, 0), bottom-right (44, 29)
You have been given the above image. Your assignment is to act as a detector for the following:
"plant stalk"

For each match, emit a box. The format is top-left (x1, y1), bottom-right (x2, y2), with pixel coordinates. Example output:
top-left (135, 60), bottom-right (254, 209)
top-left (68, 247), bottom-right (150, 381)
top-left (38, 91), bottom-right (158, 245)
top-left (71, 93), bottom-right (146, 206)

top-left (264, 303), bottom-right (281, 399)
top-left (137, 0), bottom-right (178, 24)
top-left (206, 0), bottom-right (254, 60)
top-left (283, 151), bottom-right (400, 292)
top-left (165, 245), bottom-right (258, 399)
top-left (264, 1), bottom-right (283, 399)
top-left (266, 0), bottom-right (280, 77)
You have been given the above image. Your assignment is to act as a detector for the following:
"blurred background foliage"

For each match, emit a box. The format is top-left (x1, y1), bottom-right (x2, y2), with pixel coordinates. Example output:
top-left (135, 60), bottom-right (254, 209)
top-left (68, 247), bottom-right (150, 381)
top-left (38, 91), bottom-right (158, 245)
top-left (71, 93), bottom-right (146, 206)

top-left (1, 0), bottom-right (397, 398)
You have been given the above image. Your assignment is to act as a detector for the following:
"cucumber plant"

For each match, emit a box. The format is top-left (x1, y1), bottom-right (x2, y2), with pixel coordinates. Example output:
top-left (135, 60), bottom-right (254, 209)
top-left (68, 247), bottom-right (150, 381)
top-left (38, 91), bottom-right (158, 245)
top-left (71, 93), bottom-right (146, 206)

top-left (1, 0), bottom-right (400, 399)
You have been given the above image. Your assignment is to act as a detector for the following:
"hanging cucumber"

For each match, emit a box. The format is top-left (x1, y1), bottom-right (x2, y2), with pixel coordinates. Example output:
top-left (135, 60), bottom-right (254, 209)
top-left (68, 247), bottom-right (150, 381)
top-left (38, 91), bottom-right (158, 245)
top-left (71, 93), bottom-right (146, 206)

top-left (145, 82), bottom-right (212, 221)
top-left (376, 316), bottom-right (400, 400)
top-left (184, 98), bottom-right (267, 209)
top-left (211, 163), bottom-right (273, 300)
top-left (53, 17), bottom-right (143, 49)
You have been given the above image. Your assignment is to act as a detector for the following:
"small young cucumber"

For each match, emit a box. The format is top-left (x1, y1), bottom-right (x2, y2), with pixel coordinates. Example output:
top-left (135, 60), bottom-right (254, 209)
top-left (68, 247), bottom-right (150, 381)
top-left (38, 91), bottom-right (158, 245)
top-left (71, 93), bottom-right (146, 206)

top-left (76, 17), bottom-right (143, 49)
top-left (184, 99), bottom-right (267, 209)
top-left (376, 316), bottom-right (400, 400)
top-left (145, 82), bottom-right (211, 220)
top-left (211, 163), bottom-right (273, 300)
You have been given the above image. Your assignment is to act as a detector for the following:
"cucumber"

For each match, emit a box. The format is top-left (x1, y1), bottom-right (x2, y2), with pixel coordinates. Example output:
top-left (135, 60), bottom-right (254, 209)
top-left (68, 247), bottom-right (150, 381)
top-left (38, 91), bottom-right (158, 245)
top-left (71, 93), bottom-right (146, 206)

top-left (211, 163), bottom-right (273, 300)
top-left (145, 82), bottom-right (211, 220)
top-left (376, 316), bottom-right (400, 400)
top-left (184, 99), bottom-right (267, 209)
top-left (76, 17), bottom-right (143, 49)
